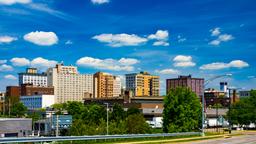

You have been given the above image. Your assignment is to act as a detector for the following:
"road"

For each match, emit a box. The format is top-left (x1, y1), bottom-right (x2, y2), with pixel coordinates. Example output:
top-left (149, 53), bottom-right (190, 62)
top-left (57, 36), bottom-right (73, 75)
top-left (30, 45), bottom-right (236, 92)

top-left (181, 133), bottom-right (256, 144)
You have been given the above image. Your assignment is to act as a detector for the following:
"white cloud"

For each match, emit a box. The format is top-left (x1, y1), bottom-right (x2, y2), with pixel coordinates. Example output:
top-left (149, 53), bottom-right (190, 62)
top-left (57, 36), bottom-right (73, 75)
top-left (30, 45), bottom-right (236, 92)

top-left (209, 40), bottom-right (220, 46)
top-left (218, 34), bottom-right (234, 42)
top-left (0, 64), bottom-right (13, 72)
top-left (148, 30), bottom-right (169, 40)
top-left (153, 41), bottom-right (169, 46)
top-left (0, 60), bottom-right (7, 64)
top-left (91, 0), bottom-right (109, 4)
top-left (65, 40), bottom-right (73, 45)
top-left (200, 60), bottom-right (249, 70)
top-left (0, 0), bottom-right (31, 5)
top-left (155, 69), bottom-right (179, 75)
top-left (10, 57), bottom-right (30, 66)
top-left (4, 74), bottom-right (17, 80)
top-left (0, 36), bottom-right (17, 44)
top-left (210, 27), bottom-right (220, 36)
top-left (76, 57), bottom-right (139, 71)
top-left (174, 61), bottom-right (196, 67)
top-left (92, 33), bottom-right (147, 47)
top-left (173, 55), bottom-right (196, 67)
top-left (24, 31), bottom-right (58, 46)
top-left (177, 35), bottom-right (186, 42)
top-left (209, 27), bottom-right (234, 46)
top-left (173, 55), bottom-right (192, 62)
top-left (31, 57), bottom-right (57, 69)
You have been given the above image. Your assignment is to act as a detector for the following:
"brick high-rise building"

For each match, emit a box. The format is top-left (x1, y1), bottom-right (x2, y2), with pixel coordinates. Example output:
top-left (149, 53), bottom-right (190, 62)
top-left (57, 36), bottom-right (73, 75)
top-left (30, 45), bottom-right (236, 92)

top-left (94, 72), bottom-right (121, 98)
top-left (166, 75), bottom-right (204, 97)
top-left (5, 86), bottom-right (21, 108)
top-left (125, 72), bottom-right (160, 97)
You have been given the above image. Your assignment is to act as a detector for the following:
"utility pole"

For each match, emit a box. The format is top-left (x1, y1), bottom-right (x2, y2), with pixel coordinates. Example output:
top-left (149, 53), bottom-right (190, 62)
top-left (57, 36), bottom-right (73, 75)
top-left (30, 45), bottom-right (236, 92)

top-left (104, 103), bottom-right (109, 135)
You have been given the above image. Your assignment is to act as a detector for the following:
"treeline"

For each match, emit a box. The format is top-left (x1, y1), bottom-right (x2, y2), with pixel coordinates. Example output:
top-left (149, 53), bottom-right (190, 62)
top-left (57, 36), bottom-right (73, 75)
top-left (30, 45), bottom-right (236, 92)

top-left (52, 102), bottom-right (152, 135)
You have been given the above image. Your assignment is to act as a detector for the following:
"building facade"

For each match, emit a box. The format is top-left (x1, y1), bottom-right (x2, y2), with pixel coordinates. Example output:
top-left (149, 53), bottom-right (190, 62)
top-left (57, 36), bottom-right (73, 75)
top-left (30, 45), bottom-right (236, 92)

top-left (19, 68), bottom-right (47, 87)
top-left (20, 95), bottom-right (55, 110)
top-left (47, 64), bottom-right (93, 103)
top-left (0, 92), bottom-right (5, 113)
top-left (166, 75), bottom-right (204, 97)
top-left (94, 72), bottom-right (121, 98)
top-left (125, 72), bottom-right (160, 97)
top-left (20, 84), bottom-right (54, 96)
top-left (5, 86), bottom-right (20, 106)
top-left (239, 90), bottom-right (251, 98)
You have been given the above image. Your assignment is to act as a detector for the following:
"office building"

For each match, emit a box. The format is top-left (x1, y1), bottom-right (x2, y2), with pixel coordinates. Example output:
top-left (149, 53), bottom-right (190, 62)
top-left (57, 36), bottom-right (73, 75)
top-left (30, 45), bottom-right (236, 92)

top-left (47, 64), bottom-right (93, 103)
top-left (0, 92), bottom-right (5, 113)
top-left (20, 84), bottom-right (54, 96)
top-left (166, 75), bottom-right (204, 97)
top-left (220, 82), bottom-right (228, 93)
top-left (239, 90), bottom-right (251, 98)
top-left (94, 72), bottom-right (121, 98)
top-left (5, 86), bottom-right (20, 106)
top-left (20, 95), bottom-right (55, 110)
top-left (125, 72), bottom-right (160, 97)
top-left (18, 68), bottom-right (47, 87)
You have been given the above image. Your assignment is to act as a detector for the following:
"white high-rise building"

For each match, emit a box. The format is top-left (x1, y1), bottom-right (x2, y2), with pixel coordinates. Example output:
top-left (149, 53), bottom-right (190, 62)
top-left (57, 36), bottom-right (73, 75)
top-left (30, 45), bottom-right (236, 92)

top-left (47, 64), bottom-right (93, 103)
top-left (113, 76), bottom-right (121, 97)
top-left (19, 68), bottom-right (47, 87)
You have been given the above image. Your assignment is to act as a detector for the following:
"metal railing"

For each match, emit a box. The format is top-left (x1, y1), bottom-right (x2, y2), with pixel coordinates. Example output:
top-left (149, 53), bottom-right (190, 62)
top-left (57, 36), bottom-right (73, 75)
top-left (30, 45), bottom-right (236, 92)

top-left (0, 132), bottom-right (201, 143)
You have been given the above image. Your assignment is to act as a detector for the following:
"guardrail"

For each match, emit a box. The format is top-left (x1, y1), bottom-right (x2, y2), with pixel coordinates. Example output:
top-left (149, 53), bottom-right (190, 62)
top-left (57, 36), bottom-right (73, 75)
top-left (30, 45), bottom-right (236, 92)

top-left (0, 132), bottom-right (201, 143)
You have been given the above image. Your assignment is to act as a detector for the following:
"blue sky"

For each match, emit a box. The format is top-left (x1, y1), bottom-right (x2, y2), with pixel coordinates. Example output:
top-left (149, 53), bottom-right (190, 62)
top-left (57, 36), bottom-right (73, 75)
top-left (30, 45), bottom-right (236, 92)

top-left (0, 0), bottom-right (255, 95)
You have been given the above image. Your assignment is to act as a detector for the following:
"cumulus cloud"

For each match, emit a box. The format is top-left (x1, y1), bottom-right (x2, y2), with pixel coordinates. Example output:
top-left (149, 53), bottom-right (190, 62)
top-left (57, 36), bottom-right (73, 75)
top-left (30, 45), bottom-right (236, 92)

top-left (155, 69), bottom-right (179, 75)
top-left (31, 57), bottom-right (58, 69)
top-left (210, 27), bottom-right (221, 36)
top-left (0, 64), bottom-right (13, 72)
top-left (4, 74), bottom-right (17, 80)
top-left (177, 35), bottom-right (186, 42)
top-left (92, 33), bottom-right (147, 47)
top-left (93, 30), bottom-right (170, 47)
top-left (91, 0), bottom-right (109, 4)
top-left (24, 31), bottom-right (58, 46)
top-left (0, 0), bottom-right (31, 5)
top-left (200, 60), bottom-right (249, 70)
top-left (0, 36), bottom-right (17, 44)
top-left (0, 60), bottom-right (7, 64)
top-left (173, 55), bottom-right (195, 67)
top-left (65, 40), bottom-right (73, 45)
top-left (10, 57), bottom-right (30, 66)
top-left (76, 57), bottom-right (139, 71)
top-left (209, 27), bottom-right (234, 46)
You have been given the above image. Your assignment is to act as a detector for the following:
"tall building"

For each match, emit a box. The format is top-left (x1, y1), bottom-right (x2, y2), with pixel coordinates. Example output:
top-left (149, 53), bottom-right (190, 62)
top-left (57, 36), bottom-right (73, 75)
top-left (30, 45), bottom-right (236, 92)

top-left (94, 72), bottom-right (121, 98)
top-left (125, 72), bottom-right (160, 97)
top-left (0, 92), bottom-right (5, 113)
top-left (166, 75), bottom-right (204, 97)
top-left (47, 64), bottom-right (93, 103)
top-left (5, 86), bottom-right (20, 105)
top-left (18, 68), bottom-right (47, 87)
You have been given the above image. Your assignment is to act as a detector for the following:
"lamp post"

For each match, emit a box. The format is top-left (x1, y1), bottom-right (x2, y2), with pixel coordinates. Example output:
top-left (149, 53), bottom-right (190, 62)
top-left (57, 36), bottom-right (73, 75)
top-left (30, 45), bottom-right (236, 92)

top-left (104, 103), bottom-right (109, 135)
top-left (201, 74), bottom-right (232, 136)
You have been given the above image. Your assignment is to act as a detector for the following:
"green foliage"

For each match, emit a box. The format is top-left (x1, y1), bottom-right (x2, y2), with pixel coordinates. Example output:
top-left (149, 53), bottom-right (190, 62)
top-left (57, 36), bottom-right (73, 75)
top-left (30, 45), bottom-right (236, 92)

top-left (111, 103), bottom-right (125, 122)
top-left (227, 90), bottom-right (256, 126)
top-left (125, 114), bottom-right (151, 134)
top-left (11, 102), bottom-right (27, 117)
top-left (212, 103), bottom-right (223, 108)
top-left (127, 107), bottom-right (141, 115)
top-left (163, 87), bottom-right (201, 133)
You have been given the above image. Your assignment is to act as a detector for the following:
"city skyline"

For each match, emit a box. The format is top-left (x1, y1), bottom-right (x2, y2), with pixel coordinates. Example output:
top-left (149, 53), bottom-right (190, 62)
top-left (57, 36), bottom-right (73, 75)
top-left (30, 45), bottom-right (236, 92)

top-left (0, 0), bottom-right (256, 95)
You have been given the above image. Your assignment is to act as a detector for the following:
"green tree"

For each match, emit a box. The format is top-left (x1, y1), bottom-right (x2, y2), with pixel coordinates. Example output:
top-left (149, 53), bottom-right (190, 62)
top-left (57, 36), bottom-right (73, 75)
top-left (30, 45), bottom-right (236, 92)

top-left (163, 87), bottom-right (201, 133)
top-left (127, 107), bottom-right (140, 116)
top-left (227, 90), bottom-right (256, 127)
top-left (111, 103), bottom-right (125, 122)
top-left (66, 101), bottom-right (85, 119)
top-left (125, 114), bottom-right (151, 134)
top-left (11, 102), bottom-right (27, 117)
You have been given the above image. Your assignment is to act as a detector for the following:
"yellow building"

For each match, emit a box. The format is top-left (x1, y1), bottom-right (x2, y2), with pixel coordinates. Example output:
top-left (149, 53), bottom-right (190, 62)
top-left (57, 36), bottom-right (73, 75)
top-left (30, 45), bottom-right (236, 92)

top-left (94, 72), bottom-right (121, 98)
top-left (125, 72), bottom-right (160, 97)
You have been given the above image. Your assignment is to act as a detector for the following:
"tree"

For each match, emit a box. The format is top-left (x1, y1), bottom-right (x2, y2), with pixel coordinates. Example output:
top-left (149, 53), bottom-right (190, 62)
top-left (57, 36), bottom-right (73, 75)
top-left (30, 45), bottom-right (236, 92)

top-left (66, 101), bottom-right (85, 119)
top-left (227, 90), bottom-right (256, 127)
top-left (111, 103), bottom-right (125, 122)
top-left (127, 107), bottom-right (140, 116)
top-left (125, 114), bottom-right (151, 134)
top-left (163, 87), bottom-right (201, 133)
top-left (11, 102), bottom-right (27, 117)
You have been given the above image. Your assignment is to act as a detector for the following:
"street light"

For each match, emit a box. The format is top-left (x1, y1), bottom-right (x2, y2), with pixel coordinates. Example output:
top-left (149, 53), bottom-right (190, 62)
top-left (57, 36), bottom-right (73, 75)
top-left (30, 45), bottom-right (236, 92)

top-left (201, 73), bottom-right (232, 136)
top-left (104, 103), bottom-right (109, 135)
